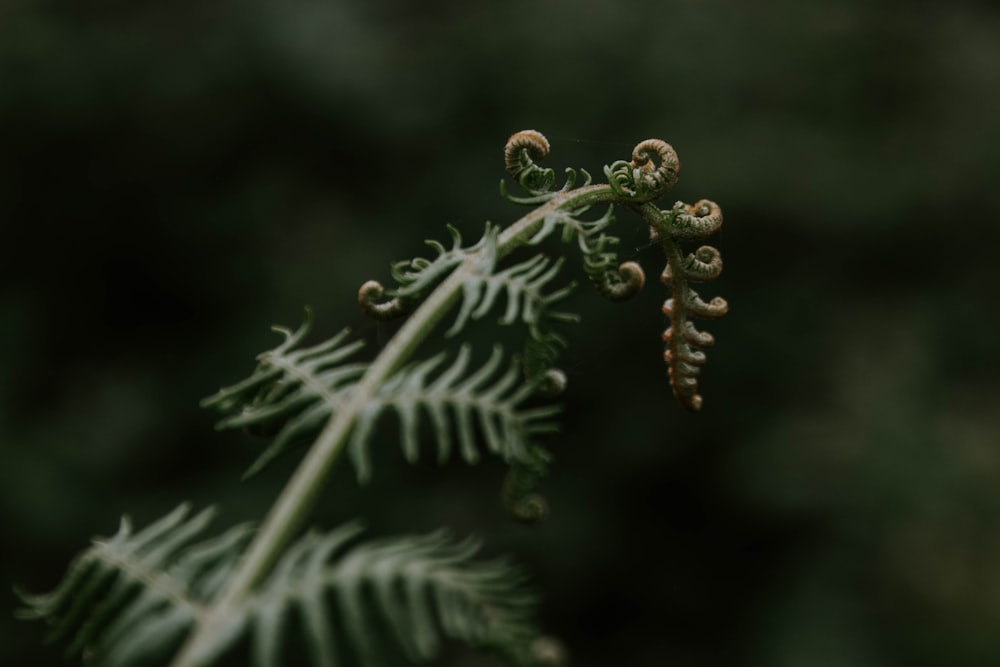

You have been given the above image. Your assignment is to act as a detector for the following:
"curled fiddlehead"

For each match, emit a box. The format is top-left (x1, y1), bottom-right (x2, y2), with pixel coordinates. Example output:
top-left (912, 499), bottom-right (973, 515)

top-left (500, 130), bottom-right (592, 204)
top-left (605, 138), bottom-right (680, 201)
top-left (500, 130), bottom-right (727, 409)
top-left (651, 199), bottom-right (727, 411)
top-left (358, 280), bottom-right (406, 320)
top-left (678, 245), bottom-right (723, 281)
top-left (599, 260), bottom-right (645, 301)
top-left (535, 367), bottom-right (568, 397)
top-left (560, 207), bottom-right (646, 302)
top-left (504, 130), bottom-right (556, 195)
top-left (667, 198), bottom-right (723, 239)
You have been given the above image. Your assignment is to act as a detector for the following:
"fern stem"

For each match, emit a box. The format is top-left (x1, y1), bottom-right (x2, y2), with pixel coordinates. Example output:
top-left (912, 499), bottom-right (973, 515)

top-left (169, 183), bottom-right (616, 667)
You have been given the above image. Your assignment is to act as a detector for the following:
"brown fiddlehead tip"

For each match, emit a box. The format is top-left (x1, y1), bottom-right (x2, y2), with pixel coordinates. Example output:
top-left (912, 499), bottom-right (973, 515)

top-left (504, 130), bottom-right (555, 194)
top-left (605, 138), bottom-right (681, 200)
top-left (661, 324), bottom-right (708, 412)
top-left (682, 246), bottom-right (723, 281)
top-left (596, 260), bottom-right (646, 302)
top-left (631, 138), bottom-right (680, 192)
top-left (669, 198), bottom-right (723, 239)
top-left (358, 280), bottom-right (406, 321)
top-left (504, 130), bottom-right (550, 175)
top-left (653, 194), bottom-right (726, 410)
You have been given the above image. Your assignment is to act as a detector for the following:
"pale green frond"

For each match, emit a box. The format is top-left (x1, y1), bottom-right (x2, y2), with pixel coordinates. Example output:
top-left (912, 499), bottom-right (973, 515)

top-left (531, 206), bottom-right (647, 303)
top-left (446, 252), bottom-right (579, 345)
top-left (202, 310), bottom-right (368, 478)
top-left (390, 223), bottom-right (499, 302)
top-left (349, 345), bottom-right (558, 484)
top-left (254, 532), bottom-right (537, 667)
top-left (359, 224), bottom-right (502, 322)
top-left (16, 504), bottom-right (253, 667)
top-left (20, 507), bottom-right (539, 667)
top-left (499, 166), bottom-right (593, 205)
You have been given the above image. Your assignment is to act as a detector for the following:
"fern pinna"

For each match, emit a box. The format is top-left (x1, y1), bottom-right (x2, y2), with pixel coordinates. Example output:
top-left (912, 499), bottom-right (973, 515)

top-left (17, 505), bottom-right (535, 667)
top-left (20, 130), bottom-right (727, 666)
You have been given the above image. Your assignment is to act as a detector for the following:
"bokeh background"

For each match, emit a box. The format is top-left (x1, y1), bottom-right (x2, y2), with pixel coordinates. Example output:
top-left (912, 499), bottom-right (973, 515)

top-left (2, 0), bottom-right (999, 665)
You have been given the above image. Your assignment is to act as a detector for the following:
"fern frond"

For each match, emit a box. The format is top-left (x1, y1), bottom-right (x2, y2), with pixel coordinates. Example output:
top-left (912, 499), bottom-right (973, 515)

top-left (359, 224), bottom-right (500, 320)
top-left (392, 224), bottom-right (499, 300)
top-left (500, 129), bottom-right (594, 204)
top-left (447, 253), bottom-right (579, 344)
top-left (502, 129), bottom-right (556, 197)
top-left (16, 504), bottom-right (253, 666)
top-left (205, 311), bottom-right (556, 483)
top-left (549, 206), bottom-right (646, 302)
top-left (604, 138), bottom-right (680, 202)
top-left (370, 218), bottom-right (582, 350)
top-left (202, 311), bottom-right (367, 478)
top-left (19, 505), bottom-right (538, 667)
top-left (654, 199), bottom-right (727, 411)
top-left (349, 345), bottom-right (558, 483)
top-left (260, 528), bottom-right (537, 666)
top-left (499, 166), bottom-right (592, 205)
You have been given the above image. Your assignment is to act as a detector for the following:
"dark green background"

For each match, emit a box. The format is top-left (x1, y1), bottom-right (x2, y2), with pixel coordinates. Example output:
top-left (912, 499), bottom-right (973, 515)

top-left (3, 0), bottom-right (999, 665)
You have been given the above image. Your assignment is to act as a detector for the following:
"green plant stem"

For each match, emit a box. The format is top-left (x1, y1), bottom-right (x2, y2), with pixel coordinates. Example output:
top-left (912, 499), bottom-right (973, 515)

top-left (169, 183), bottom-right (617, 667)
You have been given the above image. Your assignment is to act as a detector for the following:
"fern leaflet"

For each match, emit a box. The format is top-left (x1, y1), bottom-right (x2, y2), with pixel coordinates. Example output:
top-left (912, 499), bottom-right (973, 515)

top-left (205, 315), bottom-right (557, 483)
top-left (349, 345), bottom-right (558, 483)
top-left (201, 311), bottom-right (367, 478)
top-left (447, 253), bottom-right (578, 344)
top-left (359, 224), bottom-right (499, 320)
top-left (17, 504), bottom-right (539, 667)
top-left (527, 206), bottom-right (645, 303)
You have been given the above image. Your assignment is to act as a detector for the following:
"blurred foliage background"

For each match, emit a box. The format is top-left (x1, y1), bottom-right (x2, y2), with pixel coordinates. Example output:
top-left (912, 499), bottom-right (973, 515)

top-left (2, 0), bottom-right (999, 665)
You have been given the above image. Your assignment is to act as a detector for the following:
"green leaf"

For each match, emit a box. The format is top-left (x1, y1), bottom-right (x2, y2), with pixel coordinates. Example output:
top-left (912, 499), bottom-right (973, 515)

top-left (18, 507), bottom-right (539, 667)
top-left (349, 345), bottom-right (559, 484)
top-left (202, 311), bottom-right (367, 478)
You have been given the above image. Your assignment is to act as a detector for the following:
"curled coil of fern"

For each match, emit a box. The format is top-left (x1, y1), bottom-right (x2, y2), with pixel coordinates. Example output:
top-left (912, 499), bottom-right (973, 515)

top-left (16, 504), bottom-right (539, 667)
top-left (666, 198), bottom-right (723, 239)
top-left (605, 138), bottom-right (680, 202)
top-left (503, 129), bottom-right (556, 196)
top-left (655, 199), bottom-right (727, 411)
top-left (500, 130), bottom-right (592, 205)
top-left (500, 129), bottom-right (726, 408)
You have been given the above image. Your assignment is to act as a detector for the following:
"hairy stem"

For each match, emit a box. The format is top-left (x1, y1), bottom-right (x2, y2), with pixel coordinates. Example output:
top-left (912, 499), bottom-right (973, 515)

top-left (169, 184), bottom-right (616, 667)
